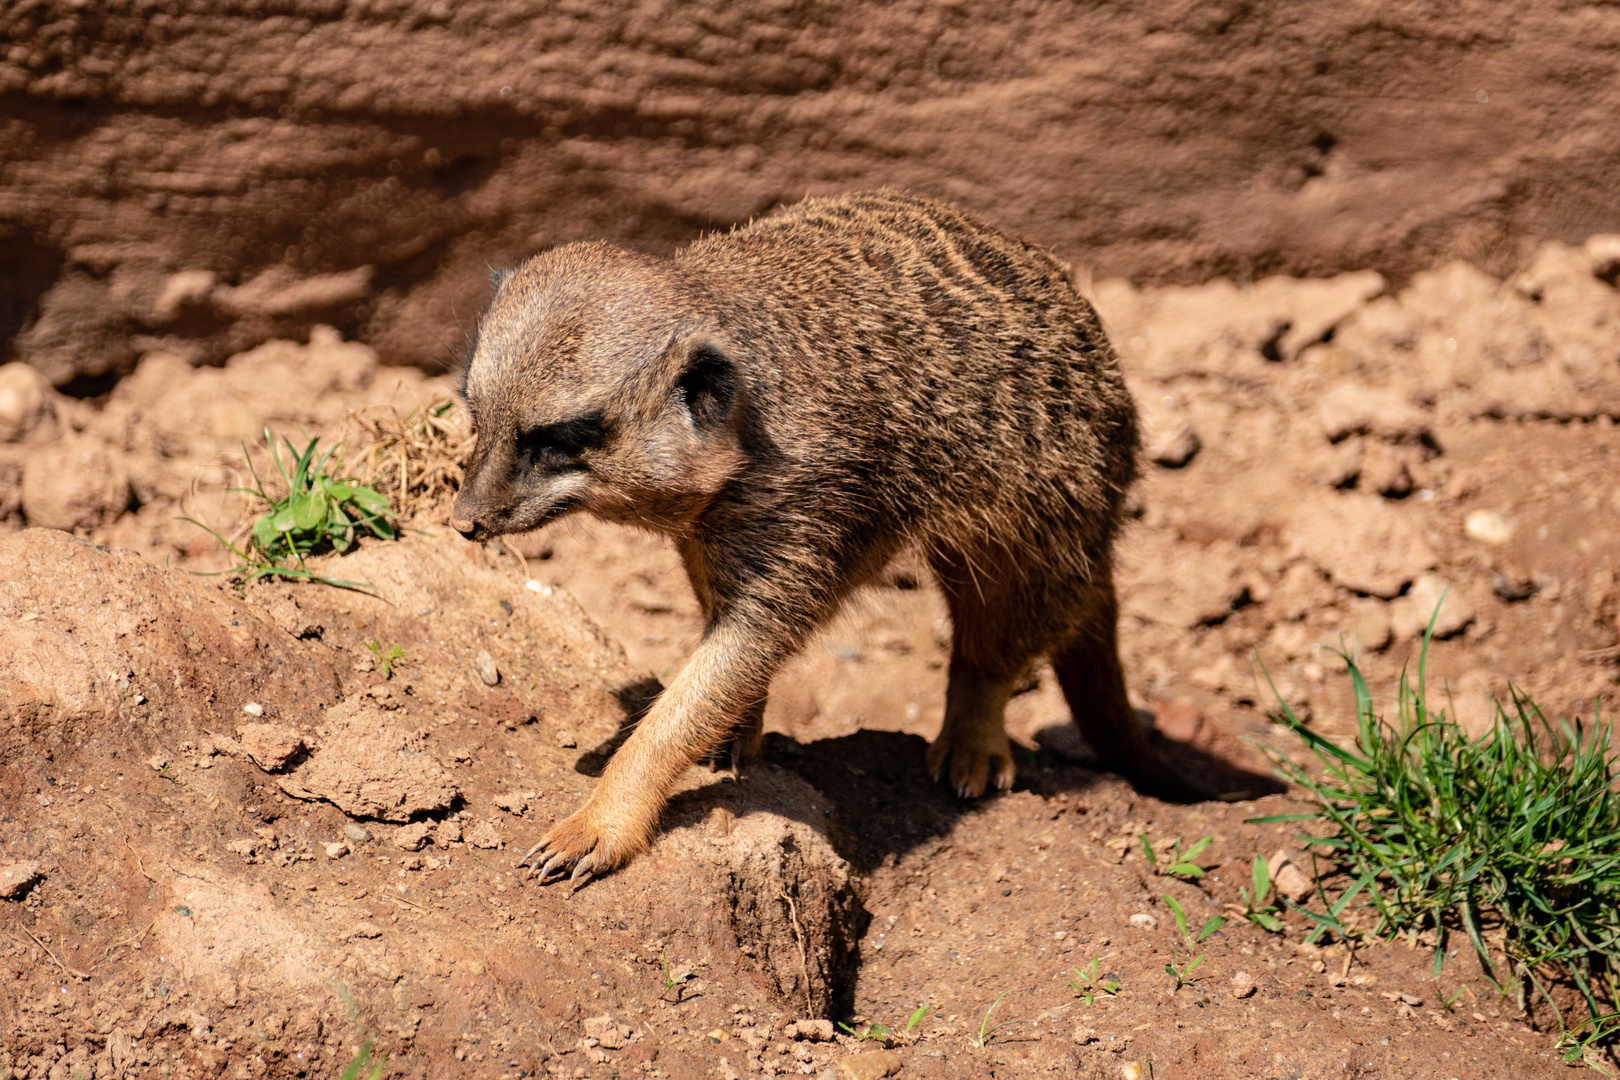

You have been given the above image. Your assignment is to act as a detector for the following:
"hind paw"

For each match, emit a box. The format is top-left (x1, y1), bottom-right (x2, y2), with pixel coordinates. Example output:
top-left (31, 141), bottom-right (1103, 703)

top-left (925, 731), bottom-right (1016, 799)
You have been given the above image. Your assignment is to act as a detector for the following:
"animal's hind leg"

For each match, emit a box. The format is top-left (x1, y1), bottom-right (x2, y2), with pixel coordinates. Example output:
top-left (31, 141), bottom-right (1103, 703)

top-left (1050, 574), bottom-right (1212, 803)
top-left (707, 697), bottom-right (767, 778)
top-left (924, 548), bottom-right (1043, 798)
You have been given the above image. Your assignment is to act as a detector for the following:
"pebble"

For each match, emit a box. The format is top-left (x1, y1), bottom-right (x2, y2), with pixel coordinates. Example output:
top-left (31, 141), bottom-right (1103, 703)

top-left (1231, 971), bottom-right (1257, 998)
top-left (832, 1049), bottom-right (902, 1080)
top-left (241, 702), bottom-right (264, 717)
top-left (1127, 913), bottom-right (1157, 930)
top-left (475, 650), bottom-right (500, 686)
top-left (1121, 1062), bottom-right (1148, 1080)
top-left (434, 817), bottom-right (463, 845)
top-left (785, 1018), bottom-right (835, 1042)
top-left (1267, 849), bottom-right (1316, 903)
top-left (0, 859), bottom-right (43, 898)
top-left (525, 579), bottom-right (553, 595)
top-left (465, 819), bottom-right (503, 849)
top-left (583, 1015), bottom-right (631, 1050)
top-left (146, 754), bottom-right (168, 772)
top-left (236, 723), bottom-right (305, 772)
top-left (392, 822), bottom-right (432, 851)
top-left (1464, 508), bottom-right (1515, 545)
top-left (0, 363), bottom-right (53, 443)
top-left (323, 841), bottom-right (349, 860)
top-left (342, 823), bottom-right (372, 844)
top-left (492, 791), bottom-right (532, 815)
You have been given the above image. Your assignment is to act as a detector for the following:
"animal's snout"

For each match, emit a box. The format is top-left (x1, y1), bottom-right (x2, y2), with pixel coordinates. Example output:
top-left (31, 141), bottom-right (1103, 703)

top-left (449, 493), bottom-right (490, 543)
top-left (450, 517), bottom-right (487, 543)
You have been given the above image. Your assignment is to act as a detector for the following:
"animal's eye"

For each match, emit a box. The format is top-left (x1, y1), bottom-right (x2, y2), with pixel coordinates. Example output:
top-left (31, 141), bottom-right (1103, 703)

top-left (517, 413), bottom-right (606, 466)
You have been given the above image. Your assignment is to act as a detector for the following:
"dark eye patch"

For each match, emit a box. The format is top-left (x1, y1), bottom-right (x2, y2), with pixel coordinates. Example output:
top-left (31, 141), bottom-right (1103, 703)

top-left (517, 412), bottom-right (607, 467)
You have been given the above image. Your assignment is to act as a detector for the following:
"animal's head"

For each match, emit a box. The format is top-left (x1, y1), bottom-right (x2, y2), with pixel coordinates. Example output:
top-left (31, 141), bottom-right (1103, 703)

top-left (450, 242), bottom-right (748, 541)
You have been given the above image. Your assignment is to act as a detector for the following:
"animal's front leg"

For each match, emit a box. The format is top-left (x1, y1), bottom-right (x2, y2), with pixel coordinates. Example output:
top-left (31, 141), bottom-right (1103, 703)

top-left (519, 622), bottom-right (773, 884)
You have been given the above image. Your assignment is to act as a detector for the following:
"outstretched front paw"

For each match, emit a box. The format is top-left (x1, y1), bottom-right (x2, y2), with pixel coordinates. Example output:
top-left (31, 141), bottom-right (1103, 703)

top-left (517, 799), bottom-right (651, 888)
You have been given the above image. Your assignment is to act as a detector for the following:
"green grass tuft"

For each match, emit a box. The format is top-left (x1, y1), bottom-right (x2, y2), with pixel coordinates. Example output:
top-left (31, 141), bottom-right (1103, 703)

top-left (1255, 621), bottom-right (1620, 1062)
top-left (184, 428), bottom-right (397, 592)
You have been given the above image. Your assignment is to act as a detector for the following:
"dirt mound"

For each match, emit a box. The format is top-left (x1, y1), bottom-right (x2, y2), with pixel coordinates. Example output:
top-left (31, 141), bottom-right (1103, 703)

top-left (0, 529), bottom-right (861, 1077)
top-left (5, 1), bottom-right (1620, 380)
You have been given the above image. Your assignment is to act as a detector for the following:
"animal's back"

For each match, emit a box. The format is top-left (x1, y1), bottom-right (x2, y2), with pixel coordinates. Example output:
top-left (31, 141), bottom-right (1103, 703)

top-left (679, 189), bottom-right (1139, 577)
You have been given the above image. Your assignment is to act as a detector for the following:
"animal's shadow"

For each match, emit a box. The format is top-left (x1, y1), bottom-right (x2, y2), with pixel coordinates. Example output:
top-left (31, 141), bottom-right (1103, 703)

top-left (578, 682), bottom-right (1282, 874)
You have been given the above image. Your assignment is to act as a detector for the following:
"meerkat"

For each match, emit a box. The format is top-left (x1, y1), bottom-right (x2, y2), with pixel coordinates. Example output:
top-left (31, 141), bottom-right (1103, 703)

top-left (451, 189), bottom-right (1209, 884)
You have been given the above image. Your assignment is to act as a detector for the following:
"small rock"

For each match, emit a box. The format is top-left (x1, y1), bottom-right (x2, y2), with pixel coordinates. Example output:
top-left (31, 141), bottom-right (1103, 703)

top-left (465, 819), bottom-right (503, 849)
top-left (492, 791), bottom-right (530, 815)
top-left (786, 1019), bottom-right (836, 1042)
top-left (1143, 404), bottom-right (1202, 468)
top-left (1072, 1025), bottom-right (1099, 1044)
top-left (342, 823), bottom-right (372, 844)
top-left (351, 921), bottom-right (384, 939)
top-left (1121, 1062), bottom-right (1148, 1080)
top-left (582, 1015), bottom-right (632, 1050)
top-left (241, 702), bottom-right (265, 717)
top-left (0, 362), bottom-right (54, 443)
top-left (1128, 913), bottom-right (1157, 930)
top-left (554, 729), bottom-right (578, 748)
top-left (475, 650), bottom-right (500, 686)
top-left (1464, 509), bottom-right (1515, 546)
top-left (1389, 573), bottom-right (1476, 640)
top-left (833, 1049), bottom-right (902, 1080)
top-left (392, 822), bottom-right (432, 851)
top-left (236, 722), bottom-right (305, 772)
top-left (1490, 573), bottom-right (1538, 603)
top-left (146, 754), bottom-right (169, 772)
top-left (225, 840), bottom-right (256, 858)
top-left (434, 817), bottom-right (463, 846)
top-left (324, 841), bottom-right (349, 860)
top-left (253, 826), bottom-right (278, 849)
top-left (0, 859), bottom-right (43, 899)
top-left (1231, 972), bottom-right (1257, 998)
top-left (1267, 849), bottom-right (1316, 903)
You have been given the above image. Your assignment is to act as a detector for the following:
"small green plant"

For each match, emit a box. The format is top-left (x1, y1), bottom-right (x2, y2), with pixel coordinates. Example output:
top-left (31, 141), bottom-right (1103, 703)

top-left (1165, 954), bottom-right (1206, 992)
top-left (1163, 894), bottom-right (1225, 951)
top-left (1140, 833), bottom-right (1214, 880)
top-left (969, 990), bottom-right (1030, 1049)
top-left (1254, 612), bottom-right (1620, 1060)
top-left (364, 640), bottom-right (406, 679)
top-left (838, 1004), bottom-right (929, 1043)
top-left (1228, 855), bottom-right (1285, 932)
top-left (1067, 957), bottom-right (1122, 1006)
top-left (185, 429), bottom-right (396, 591)
top-left (335, 982), bottom-right (390, 1080)
top-left (658, 945), bottom-right (693, 1001)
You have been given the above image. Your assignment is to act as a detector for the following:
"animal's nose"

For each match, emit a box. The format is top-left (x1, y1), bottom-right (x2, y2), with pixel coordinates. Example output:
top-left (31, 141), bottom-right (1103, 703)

top-left (448, 506), bottom-right (487, 542)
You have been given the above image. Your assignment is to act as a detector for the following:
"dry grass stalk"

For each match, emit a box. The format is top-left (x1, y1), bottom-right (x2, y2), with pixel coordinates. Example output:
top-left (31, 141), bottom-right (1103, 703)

top-left (342, 390), bottom-right (473, 524)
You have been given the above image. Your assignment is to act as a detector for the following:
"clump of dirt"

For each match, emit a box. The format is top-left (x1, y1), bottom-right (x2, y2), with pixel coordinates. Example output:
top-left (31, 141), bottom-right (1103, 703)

top-left (3, 234), bottom-right (1618, 1077)
top-left (0, 529), bottom-right (861, 1078)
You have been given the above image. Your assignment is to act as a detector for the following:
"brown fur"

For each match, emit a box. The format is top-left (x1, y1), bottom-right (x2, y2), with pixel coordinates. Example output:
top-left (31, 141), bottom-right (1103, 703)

top-left (451, 189), bottom-right (1206, 881)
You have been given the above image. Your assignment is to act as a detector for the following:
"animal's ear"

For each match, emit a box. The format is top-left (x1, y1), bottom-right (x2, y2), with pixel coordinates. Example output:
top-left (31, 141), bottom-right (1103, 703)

top-left (675, 342), bottom-right (737, 429)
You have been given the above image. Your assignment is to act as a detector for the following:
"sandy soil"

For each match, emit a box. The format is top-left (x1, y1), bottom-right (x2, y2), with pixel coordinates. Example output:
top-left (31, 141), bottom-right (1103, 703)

top-left (2, 235), bottom-right (1617, 1078)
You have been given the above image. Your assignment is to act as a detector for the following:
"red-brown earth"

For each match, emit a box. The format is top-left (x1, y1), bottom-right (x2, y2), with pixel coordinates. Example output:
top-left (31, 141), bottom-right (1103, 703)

top-left (2, 234), bottom-right (1617, 1078)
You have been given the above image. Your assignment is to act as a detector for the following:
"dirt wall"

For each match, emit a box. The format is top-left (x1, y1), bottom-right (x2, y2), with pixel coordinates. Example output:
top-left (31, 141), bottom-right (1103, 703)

top-left (2, 0), bottom-right (1619, 383)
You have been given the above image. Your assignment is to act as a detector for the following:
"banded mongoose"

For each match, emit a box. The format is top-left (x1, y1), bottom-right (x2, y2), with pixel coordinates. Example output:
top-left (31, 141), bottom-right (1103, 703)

top-left (450, 189), bottom-right (1207, 883)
